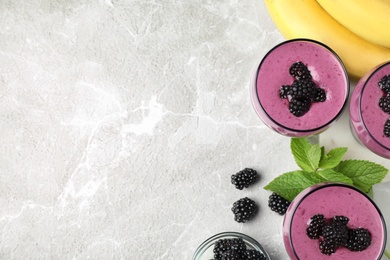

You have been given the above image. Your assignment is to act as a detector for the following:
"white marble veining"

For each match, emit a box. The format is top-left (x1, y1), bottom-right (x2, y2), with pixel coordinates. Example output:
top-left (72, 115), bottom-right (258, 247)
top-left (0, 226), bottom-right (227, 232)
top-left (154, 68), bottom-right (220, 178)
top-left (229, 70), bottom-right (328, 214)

top-left (1, 1), bottom-right (388, 259)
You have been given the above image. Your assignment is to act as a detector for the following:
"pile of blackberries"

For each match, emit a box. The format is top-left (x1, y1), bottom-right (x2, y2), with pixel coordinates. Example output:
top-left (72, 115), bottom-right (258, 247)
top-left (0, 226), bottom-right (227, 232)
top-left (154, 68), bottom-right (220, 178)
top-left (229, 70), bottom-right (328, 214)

top-left (306, 214), bottom-right (372, 255)
top-left (231, 169), bottom-right (290, 218)
top-left (213, 238), bottom-right (266, 260)
top-left (279, 61), bottom-right (327, 117)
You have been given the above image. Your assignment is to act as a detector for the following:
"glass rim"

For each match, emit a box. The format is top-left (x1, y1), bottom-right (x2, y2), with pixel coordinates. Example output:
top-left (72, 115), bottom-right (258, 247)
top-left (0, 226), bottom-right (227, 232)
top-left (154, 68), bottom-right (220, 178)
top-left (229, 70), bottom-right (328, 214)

top-left (359, 60), bottom-right (390, 152)
top-left (287, 182), bottom-right (387, 259)
top-left (253, 38), bottom-right (350, 133)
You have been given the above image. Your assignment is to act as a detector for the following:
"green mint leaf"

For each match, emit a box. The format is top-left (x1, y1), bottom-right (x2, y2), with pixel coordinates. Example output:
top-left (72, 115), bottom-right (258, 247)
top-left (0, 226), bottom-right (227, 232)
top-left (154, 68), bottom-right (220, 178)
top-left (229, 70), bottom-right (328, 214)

top-left (320, 146), bottom-right (325, 161)
top-left (264, 170), bottom-right (319, 201)
top-left (334, 160), bottom-right (389, 192)
top-left (319, 147), bottom-right (348, 169)
top-left (302, 171), bottom-right (323, 183)
top-left (290, 138), bottom-right (316, 172)
top-left (308, 144), bottom-right (321, 169)
top-left (315, 169), bottom-right (353, 185)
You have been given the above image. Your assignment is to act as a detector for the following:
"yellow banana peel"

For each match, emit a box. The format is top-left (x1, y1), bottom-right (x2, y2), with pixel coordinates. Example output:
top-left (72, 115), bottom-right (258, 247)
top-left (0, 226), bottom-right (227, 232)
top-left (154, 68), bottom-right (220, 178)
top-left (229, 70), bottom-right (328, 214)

top-left (316, 0), bottom-right (390, 48)
top-left (264, 0), bottom-right (390, 79)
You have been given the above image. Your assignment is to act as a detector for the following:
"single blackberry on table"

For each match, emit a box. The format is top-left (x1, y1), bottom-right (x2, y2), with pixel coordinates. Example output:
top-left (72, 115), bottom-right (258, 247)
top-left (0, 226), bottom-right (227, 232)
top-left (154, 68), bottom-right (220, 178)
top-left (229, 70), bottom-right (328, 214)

top-left (384, 119), bottom-right (390, 137)
top-left (379, 95), bottom-right (390, 114)
top-left (231, 168), bottom-right (258, 190)
top-left (244, 249), bottom-right (266, 260)
top-left (306, 214), bottom-right (325, 239)
top-left (289, 97), bottom-right (311, 117)
top-left (345, 228), bottom-right (372, 252)
top-left (313, 87), bottom-right (327, 102)
top-left (321, 222), bottom-right (349, 247)
top-left (289, 61), bottom-right (312, 81)
top-left (379, 75), bottom-right (390, 93)
top-left (319, 240), bottom-right (337, 255)
top-left (279, 85), bottom-right (291, 99)
top-left (268, 193), bottom-right (290, 215)
top-left (231, 197), bottom-right (257, 223)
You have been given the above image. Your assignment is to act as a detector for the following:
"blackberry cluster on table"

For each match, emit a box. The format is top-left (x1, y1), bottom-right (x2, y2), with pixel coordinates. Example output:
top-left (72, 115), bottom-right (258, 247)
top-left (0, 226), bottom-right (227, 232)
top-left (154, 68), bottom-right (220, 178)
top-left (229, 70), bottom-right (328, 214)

top-left (212, 238), bottom-right (266, 260)
top-left (268, 192), bottom-right (290, 215)
top-left (279, 61), bottom-right (327, 117)
top-left (378, 74), bottom-right (390, 137)
top-left (231, 168), bottom-right (258, 190)
top-left (231, 197), bottom-right (257, 223)
top-left (306, 214), bottom-right (372, 255)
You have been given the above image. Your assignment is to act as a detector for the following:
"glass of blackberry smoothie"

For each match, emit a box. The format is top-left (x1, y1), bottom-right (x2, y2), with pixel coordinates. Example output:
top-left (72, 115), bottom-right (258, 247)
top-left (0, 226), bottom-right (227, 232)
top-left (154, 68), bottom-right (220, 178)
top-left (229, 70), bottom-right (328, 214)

top-left (283, 183), bottom-right (387, 260)
top-left (350, 61), bottom-right (390, 159)
top-left (251, 39), bottom-right (349, 137)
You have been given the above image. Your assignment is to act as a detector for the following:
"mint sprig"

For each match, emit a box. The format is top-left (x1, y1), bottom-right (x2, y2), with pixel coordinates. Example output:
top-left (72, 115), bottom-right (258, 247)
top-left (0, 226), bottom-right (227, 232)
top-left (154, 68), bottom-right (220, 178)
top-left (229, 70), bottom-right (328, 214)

top-left (264, 138), bottom-right (389, 201)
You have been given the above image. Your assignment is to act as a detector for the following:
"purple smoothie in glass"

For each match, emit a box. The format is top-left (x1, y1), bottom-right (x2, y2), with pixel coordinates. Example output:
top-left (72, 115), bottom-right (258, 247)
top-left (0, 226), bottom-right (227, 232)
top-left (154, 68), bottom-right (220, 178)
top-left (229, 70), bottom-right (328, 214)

top-left (283, 183), bottom-right (386, 260)
top-left (251, 39), bottom-right (349, 137)
top-left (350, 61), bottom-right (390, 159)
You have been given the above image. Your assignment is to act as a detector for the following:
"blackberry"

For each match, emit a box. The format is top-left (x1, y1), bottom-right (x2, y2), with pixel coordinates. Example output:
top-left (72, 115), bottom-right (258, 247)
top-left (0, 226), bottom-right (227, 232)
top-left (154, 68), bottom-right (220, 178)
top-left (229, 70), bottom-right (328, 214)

top-left (220, 249), bottom-right (242, 260)
top-left (289, 61), bottom-right (312, 81)
top-left (384, 119), bottom-right (390, 137)
top-left (379, 75), bottom-right (390, 93)
top-left (319, 240), bottom-right (337, 255)
top-left (289, 97), bottom-right (311, 117)
top-left (321, 222), bottom-right (349, 247)
top-left (306, 214), bottom-right (325, 239)
top-left (231, 168), bottom-right (258, 190)
top-left (268, 193), bottom-right (290, 215)
top-left (279, 85), bottom-right (291, 99)
top-left (314, 87), bottom-right (327, 102)
top-left (244, 249), bottom-right (266, 260)
top-left (379, 95), bottom-right (390, 114)
top-left (231, 197), bottom-right (257, 223)
top-left (214, 239), bottom-right (231, 259)
top-left (213, 238), bottom-right (246, 259)
top-left (229, 238), bottom-right (246, 256)
top-left (332, 215), bottom-right (349, 226)
top-left (289, 80), bottom-right (318, 100)
top-left (345, 228), bottom-right (372, 252)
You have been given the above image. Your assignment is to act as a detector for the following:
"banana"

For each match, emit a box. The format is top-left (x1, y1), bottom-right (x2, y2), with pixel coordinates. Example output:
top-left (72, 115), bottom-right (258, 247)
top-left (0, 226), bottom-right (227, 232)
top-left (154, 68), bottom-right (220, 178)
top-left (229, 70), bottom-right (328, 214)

top-left (316, 0), bottom-right (390, 48)
top-left (264, 0), bottom-right (390, 79)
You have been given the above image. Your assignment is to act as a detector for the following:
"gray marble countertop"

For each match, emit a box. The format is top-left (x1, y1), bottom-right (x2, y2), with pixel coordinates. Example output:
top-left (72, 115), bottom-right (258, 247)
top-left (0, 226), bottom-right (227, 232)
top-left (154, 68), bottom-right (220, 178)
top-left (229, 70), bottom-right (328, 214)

top-left (4, 1), bottom-right (387, 260)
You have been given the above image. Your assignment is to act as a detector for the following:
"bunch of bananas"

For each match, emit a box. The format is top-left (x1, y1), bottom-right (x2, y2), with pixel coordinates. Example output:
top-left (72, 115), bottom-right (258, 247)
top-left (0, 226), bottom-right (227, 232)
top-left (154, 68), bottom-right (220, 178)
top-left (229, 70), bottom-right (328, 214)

top-left (264, 0), bottom-right (390, 79)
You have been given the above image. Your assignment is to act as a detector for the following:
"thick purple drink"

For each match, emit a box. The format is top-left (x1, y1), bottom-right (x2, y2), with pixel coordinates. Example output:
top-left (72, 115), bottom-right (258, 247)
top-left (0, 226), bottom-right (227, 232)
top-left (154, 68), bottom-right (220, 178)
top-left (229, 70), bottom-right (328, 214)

top-left (251, 39), bottom-right (349, 137)
top-left (283, 183), bottom-right (386, 259)
top-left (350, 61), bottom-right (390, 158)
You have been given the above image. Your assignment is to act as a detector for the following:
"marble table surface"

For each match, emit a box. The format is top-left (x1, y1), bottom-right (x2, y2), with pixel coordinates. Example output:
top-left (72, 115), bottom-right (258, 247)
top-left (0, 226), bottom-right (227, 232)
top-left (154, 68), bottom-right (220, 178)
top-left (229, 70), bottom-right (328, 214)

top-left (1, 1), bottom-right (388, 259)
